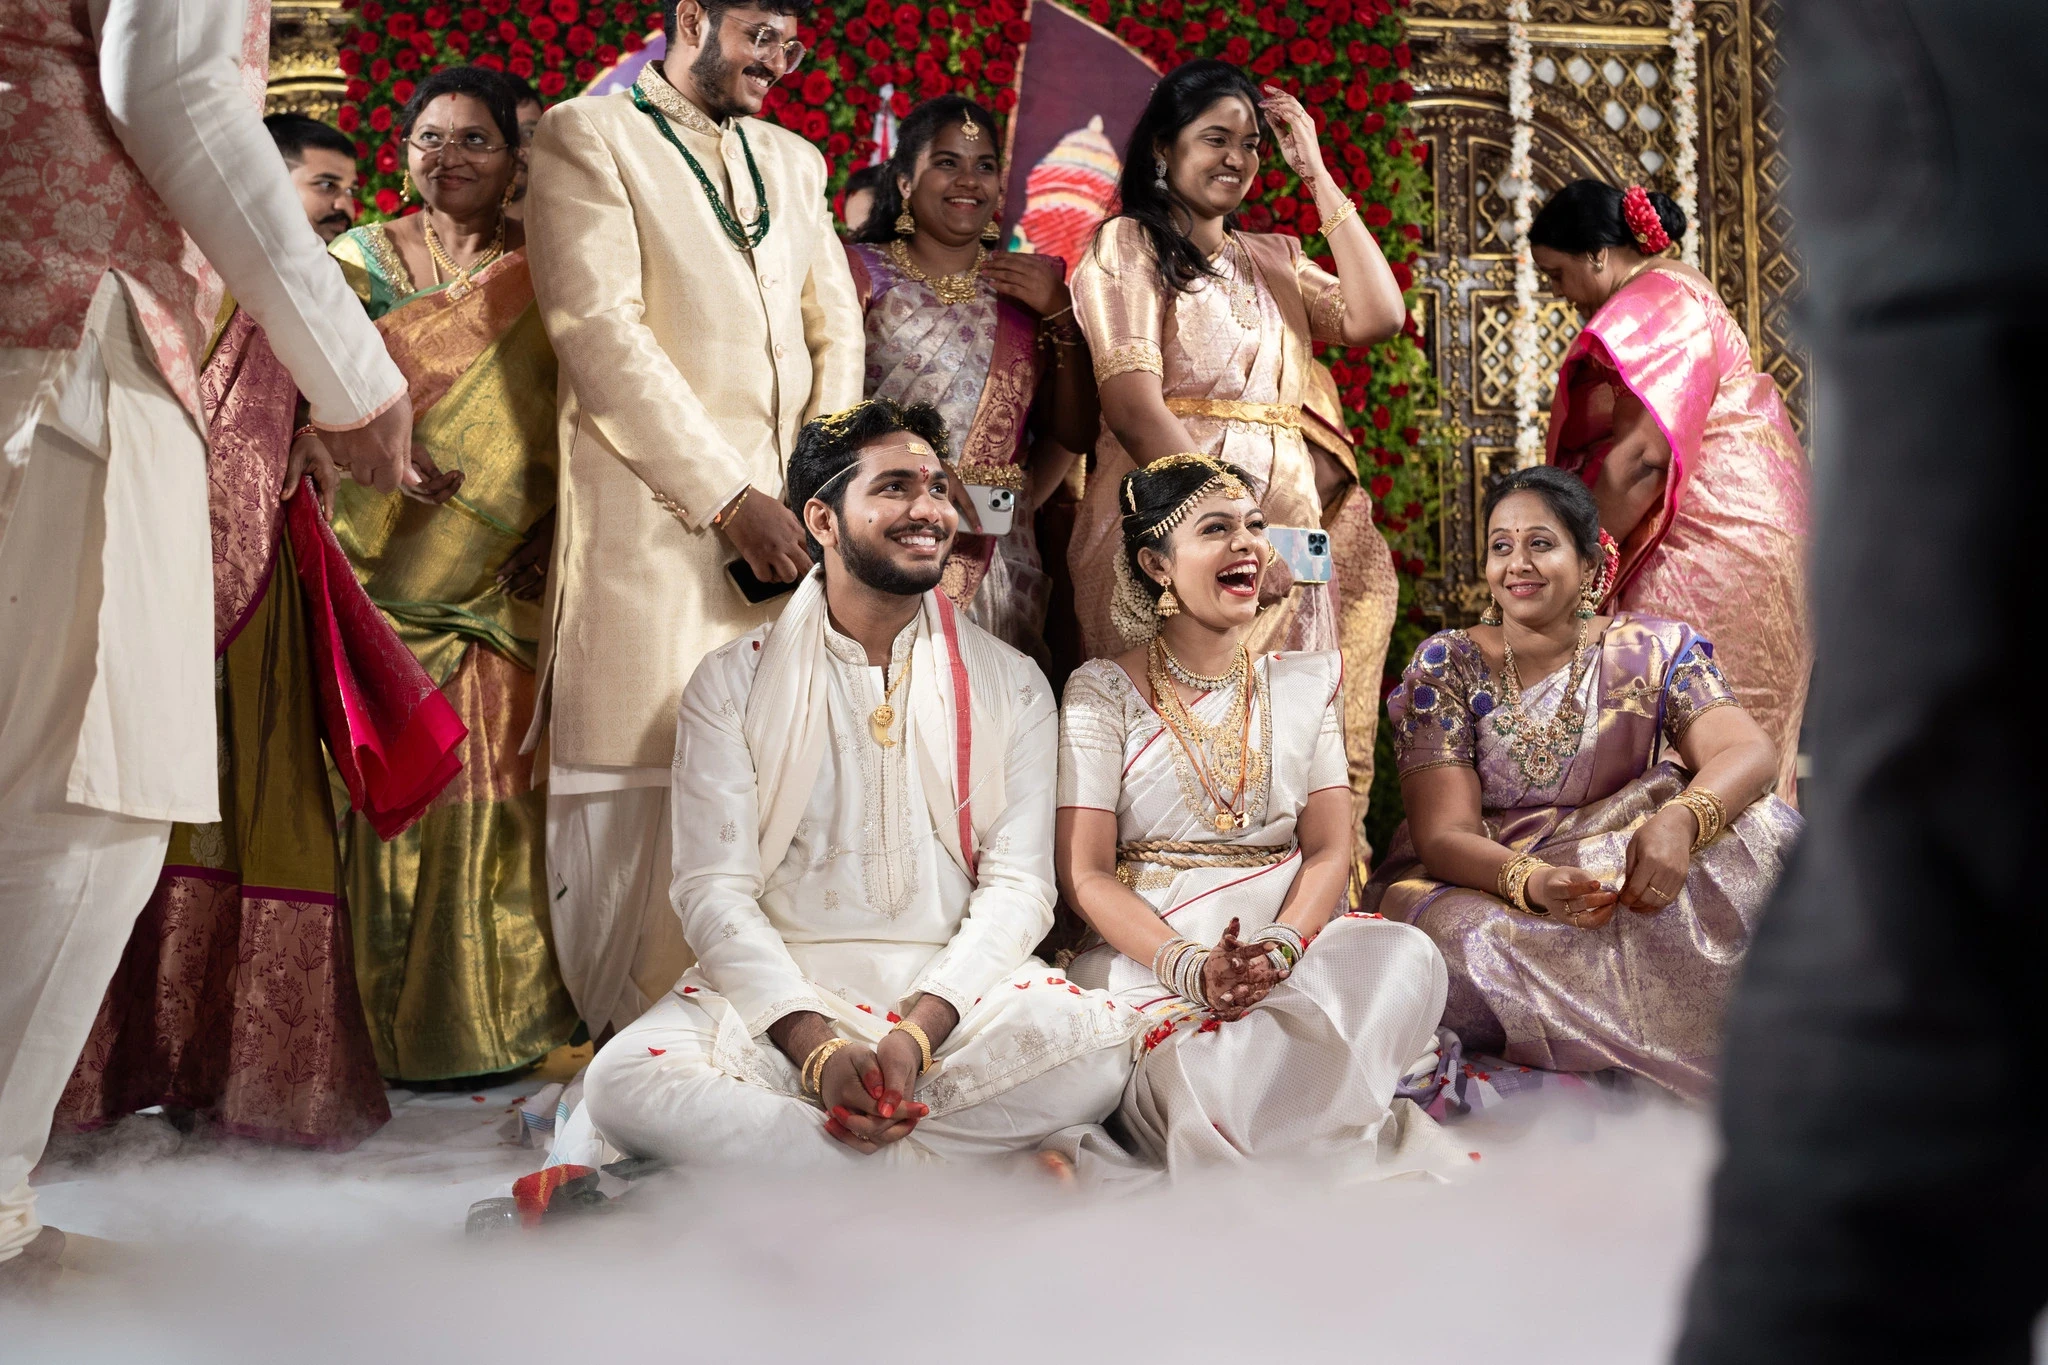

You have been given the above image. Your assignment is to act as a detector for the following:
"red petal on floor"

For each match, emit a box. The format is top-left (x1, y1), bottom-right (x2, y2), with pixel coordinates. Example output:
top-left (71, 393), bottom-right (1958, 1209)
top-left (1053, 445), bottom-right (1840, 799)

top-left (886, 1011), bottom-right (901, 1023)
top-left (471, 1095), bottom-right (486, 1102)
top-left (647, 1047), bottom-right (667, 1056)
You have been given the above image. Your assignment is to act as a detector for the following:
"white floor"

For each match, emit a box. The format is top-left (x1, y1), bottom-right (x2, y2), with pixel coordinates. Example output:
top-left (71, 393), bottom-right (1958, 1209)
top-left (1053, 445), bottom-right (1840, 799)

top-left (3, 1080), bottom-right (1718, 1363)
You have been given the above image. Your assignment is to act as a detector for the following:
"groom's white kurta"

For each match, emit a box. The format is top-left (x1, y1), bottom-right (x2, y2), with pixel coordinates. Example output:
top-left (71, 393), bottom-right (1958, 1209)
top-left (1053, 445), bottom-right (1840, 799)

top-left (583, 575), bottom-right (1139, 1164)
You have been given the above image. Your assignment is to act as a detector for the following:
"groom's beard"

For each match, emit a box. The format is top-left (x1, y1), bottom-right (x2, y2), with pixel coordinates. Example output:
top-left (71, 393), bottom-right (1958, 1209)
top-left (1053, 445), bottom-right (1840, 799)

top-left (837, 516), bottom-right (951, 598)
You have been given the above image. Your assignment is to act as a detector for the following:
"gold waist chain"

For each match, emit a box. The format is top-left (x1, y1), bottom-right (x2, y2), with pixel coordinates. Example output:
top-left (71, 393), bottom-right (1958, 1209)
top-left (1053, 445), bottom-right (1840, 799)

top-left (1164, 398), bottom-right (1303, 430)
top-left (1114, 838), bottom-right (1298, 891)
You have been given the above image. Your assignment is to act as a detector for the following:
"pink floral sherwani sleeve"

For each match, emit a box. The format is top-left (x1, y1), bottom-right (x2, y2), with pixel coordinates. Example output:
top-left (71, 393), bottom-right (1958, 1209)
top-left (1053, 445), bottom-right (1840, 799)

top-left (95, 0), bottom-right (405, 427)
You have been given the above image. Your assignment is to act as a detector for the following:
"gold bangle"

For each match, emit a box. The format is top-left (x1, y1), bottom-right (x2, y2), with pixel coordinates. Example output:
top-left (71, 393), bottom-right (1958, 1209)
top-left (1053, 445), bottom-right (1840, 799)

top-left (711, 485), bottom-right (750, 530)
top-left (1318, 196), bottom-right (1359, 234)
top-left (800, 1036), bottom-right (849, 1096)
top-left (890, 1020), bottom-right (934, 1074)
top-left (1497, 854), bottom-right (1547, 917)
top-left (1667, 788), bottom-right (1729, 854)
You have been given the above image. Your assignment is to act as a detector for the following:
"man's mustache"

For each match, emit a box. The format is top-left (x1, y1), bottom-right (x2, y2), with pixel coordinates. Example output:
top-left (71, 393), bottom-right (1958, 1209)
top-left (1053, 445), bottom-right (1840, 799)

top-left (744, 64), bottom-right (777, 82)
top-left (317, 213), bottom-right (353, 231)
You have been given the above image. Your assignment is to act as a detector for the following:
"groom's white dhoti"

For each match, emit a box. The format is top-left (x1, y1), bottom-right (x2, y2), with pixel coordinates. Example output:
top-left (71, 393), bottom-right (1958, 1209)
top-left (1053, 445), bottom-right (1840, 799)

top-left (583, 574), bottom-right (1139, 1165)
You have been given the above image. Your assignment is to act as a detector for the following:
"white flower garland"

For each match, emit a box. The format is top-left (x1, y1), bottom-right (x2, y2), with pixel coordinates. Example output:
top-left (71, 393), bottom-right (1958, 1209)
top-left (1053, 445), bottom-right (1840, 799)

top-left (1505, 0), bottom-right (1543, 465)
top-left (1668, 0), bottom-right (1701, 265)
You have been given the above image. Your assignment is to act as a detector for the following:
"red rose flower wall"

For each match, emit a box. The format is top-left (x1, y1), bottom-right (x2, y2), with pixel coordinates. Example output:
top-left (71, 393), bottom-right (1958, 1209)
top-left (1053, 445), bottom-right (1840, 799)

top-left (336, 0), bottom-right (1441, 832)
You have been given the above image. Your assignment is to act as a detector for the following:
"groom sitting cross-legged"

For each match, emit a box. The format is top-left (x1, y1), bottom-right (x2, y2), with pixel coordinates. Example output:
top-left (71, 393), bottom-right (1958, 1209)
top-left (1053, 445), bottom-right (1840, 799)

top-left (582, 401), bottom-right (1139, 1164)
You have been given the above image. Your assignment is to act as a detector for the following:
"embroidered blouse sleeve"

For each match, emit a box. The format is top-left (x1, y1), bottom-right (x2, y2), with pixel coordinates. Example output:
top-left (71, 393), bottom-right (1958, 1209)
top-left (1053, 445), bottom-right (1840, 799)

top-left (1307, 656), bottom-right (1350, 792)
top-left (1661, 638), bottom-right (1741, 745)
top-left (1293, 243), bottom-right (1348, 346)
top-left (1057, 663), bottom-right (1129, 811)
top-left (669, 639), bottom-right (827, 1035)
top-left (1072, 218), bottom-right (1167, 383)
top-left (1387, 632), bottom-right (1482, 775)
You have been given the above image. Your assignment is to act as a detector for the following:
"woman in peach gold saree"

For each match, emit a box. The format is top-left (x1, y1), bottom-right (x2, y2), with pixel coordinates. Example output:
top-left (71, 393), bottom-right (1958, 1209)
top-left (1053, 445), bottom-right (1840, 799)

top-left (1534, 180), bottom-right (1810, 799)
top-left (1068, 60), bottom-right (1408, 863)
top-left (327, 69), bottom-right (577, 1082)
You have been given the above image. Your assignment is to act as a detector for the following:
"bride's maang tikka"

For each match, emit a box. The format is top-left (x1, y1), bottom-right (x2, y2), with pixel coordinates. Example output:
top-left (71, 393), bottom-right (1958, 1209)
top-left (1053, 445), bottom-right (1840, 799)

top-left (1120, 453), bottom-right (1251, 539)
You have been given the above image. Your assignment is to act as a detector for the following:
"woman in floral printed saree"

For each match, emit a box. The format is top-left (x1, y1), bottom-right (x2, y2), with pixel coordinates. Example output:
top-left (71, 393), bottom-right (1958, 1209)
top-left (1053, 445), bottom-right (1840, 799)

top-left (326, 68), bottom-right (577, 1082)
top-left (843, 95), bottom-right (1098, 657)
top-left (1364, 467), bottom-right (1801, 1101)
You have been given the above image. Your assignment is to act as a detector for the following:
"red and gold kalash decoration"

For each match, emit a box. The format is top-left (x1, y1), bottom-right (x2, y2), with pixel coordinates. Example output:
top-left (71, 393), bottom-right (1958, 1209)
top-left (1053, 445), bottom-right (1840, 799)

top-left (323, 0), bottom-right (1441, 627)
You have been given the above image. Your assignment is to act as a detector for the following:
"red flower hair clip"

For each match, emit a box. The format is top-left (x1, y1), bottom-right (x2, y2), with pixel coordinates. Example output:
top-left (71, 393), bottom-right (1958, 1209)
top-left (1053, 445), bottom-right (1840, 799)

top-left (1590, 528), bottom-right (1623, 607)
top-left (1621, 184), bottom-right (1672, 254)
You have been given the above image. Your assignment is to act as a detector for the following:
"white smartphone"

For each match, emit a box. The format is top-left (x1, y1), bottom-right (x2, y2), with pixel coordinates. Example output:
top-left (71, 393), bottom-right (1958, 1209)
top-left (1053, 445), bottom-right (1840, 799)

top-left (964, 483), bottom-right (1018, 537)
top-left (1266, 526), bottom-right (1334, 584)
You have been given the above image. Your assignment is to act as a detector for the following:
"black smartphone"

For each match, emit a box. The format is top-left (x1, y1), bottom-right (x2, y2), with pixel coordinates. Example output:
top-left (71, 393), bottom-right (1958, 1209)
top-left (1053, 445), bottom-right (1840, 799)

top-left (727, 557), bottom-right (800, 604)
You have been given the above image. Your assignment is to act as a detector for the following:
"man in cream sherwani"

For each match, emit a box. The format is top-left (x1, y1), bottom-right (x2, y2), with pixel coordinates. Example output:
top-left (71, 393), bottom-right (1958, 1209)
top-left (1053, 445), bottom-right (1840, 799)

top-left (524, 0), bottom-right (865, 1042)
top-left (576, 402), bottom-right (1137, 1165)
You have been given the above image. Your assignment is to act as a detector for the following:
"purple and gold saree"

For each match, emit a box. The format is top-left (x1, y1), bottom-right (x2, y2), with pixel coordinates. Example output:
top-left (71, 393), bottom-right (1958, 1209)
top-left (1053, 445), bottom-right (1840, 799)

top-left (1362, 614), bottom-right (1803, 1100)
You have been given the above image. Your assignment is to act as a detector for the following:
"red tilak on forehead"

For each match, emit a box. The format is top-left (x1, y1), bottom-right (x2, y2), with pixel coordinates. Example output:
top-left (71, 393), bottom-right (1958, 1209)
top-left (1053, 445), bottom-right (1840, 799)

top-left (919, 464), bottom-right (930, 478)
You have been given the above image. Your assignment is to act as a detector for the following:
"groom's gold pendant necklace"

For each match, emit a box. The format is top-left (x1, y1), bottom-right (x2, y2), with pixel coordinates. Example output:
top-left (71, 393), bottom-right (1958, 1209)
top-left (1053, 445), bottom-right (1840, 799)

top-left (870, 651), bottom-right (911, 748)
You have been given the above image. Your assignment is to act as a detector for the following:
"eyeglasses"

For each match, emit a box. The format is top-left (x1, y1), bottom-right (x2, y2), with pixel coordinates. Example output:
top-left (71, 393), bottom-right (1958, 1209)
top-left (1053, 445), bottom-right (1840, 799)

top-left (737, 21), bottom-right (806, 73)
top-left (406, 130), bottom-right (509, 159)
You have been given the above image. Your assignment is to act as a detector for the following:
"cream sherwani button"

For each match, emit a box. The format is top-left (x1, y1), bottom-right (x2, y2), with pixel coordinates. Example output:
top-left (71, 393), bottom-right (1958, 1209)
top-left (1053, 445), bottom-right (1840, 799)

top-left (773, 342), bottom-right (788, 359)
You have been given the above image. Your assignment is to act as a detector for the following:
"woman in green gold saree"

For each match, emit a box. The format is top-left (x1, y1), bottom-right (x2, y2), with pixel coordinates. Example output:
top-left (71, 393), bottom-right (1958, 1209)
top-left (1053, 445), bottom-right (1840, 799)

top-left (327, 68), bottom-right (577, 1082)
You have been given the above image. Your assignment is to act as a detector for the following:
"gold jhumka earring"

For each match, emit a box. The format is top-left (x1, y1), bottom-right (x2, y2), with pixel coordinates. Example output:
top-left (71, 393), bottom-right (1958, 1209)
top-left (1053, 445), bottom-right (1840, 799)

top-left (981, 217), bottom-right (1002, 244)
top-left (401, 168), bottom-right (414, 201)
top-left (895, 209), bottom-right (917, 237)
top-left (1480, 598), bottom-right (1503, 625)
top-left (1155, 584), bottom-right (1180, 619)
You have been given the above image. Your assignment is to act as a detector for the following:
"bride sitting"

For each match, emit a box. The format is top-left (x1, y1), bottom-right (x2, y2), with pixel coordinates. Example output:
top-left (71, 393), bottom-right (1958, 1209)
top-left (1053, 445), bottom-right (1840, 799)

top-left (1055, 454), bottom-right (1453, 1175)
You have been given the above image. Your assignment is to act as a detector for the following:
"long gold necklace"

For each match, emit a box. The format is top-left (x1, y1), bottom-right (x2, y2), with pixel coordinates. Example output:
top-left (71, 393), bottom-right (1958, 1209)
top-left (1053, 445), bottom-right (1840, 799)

top-left (886, 238), bottom-right (988, 306)
top-left (424, 213), bottom-right (506, 301)
top-left (1149, 640), bottom-right (1261, 832)
top-left (869, 650), bottom-right (911, 748)
top-left (1491, 616), bottom-right (1592, 787)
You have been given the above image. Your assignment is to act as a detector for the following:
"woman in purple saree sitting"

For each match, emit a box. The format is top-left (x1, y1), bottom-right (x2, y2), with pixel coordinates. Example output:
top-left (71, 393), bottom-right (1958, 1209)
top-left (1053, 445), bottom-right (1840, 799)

top-left (1363, 468), bottom-right (1801, 1100)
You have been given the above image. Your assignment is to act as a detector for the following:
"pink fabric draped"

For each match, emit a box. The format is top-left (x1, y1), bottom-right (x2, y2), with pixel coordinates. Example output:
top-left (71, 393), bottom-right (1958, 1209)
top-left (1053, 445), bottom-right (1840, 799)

top-left (1546, 268), bottom-right (1810, 799)
top-left (287, 490), bottom-right (468, 840)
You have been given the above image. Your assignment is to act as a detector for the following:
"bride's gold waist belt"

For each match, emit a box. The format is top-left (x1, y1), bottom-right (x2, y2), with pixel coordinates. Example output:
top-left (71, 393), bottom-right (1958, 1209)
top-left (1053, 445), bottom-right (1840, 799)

top-left (1114, 838), bottom-right (1298, 891)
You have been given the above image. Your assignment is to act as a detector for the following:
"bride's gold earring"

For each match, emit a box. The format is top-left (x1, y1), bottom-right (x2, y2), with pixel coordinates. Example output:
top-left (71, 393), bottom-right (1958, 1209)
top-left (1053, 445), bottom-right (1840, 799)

top-left (895, 208), bottom-right (917, 237)
top-left (1480, 598), bottom-right (1503, 626)
top-left (981, 217), bottom-right (1002, 244)
top-left (1155, 583), bottom-right (1180, 619)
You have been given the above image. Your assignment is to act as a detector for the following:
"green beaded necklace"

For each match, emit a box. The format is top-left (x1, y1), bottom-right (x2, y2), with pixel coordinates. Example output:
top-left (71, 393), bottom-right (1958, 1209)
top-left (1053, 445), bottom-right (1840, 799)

top-left (629, 84), bottom-right (771, 251)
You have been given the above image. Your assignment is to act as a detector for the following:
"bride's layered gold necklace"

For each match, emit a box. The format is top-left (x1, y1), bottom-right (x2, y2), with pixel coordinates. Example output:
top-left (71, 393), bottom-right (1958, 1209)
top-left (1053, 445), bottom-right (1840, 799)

top-left (1148, 637), bottom-right (1264, 832)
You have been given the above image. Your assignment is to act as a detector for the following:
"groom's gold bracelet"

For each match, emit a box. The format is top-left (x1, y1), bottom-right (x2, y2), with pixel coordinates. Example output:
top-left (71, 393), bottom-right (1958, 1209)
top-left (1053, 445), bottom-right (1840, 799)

top-left (801, 1036), bottom-right (850, 1095)
top-left (890, 1020), bottom-right (934, 1074)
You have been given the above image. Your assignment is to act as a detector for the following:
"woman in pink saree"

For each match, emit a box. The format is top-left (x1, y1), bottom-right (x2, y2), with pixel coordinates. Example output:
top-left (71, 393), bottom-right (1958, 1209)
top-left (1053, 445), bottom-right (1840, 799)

top-left (1534, 181), bottom-right (1809, 799)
